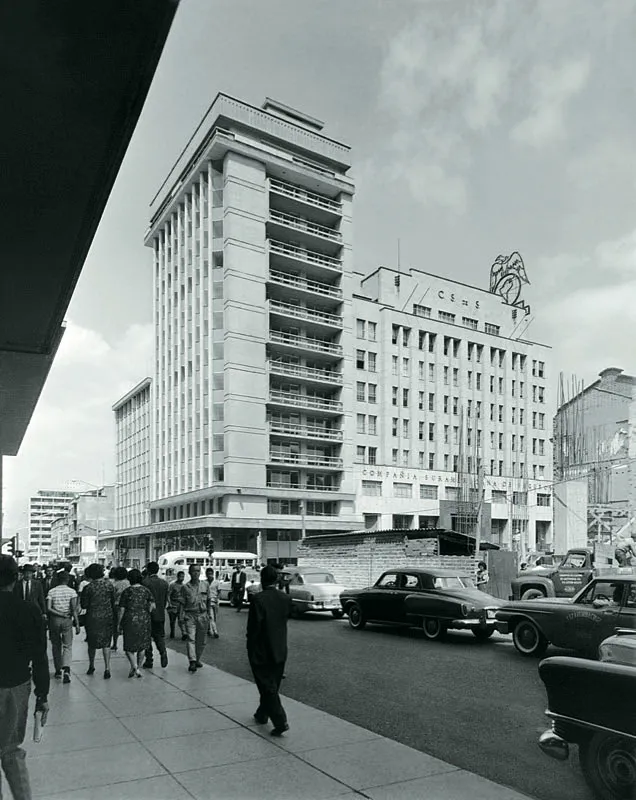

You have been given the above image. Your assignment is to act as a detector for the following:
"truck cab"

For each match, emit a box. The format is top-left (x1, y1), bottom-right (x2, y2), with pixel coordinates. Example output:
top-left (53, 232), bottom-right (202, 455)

top-left (512, 548), bottom-right (597, 601)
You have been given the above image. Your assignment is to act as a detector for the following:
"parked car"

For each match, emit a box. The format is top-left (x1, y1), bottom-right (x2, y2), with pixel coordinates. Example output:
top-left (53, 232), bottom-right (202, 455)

top-left (249, 567), bottom-right (346, 618)
top-left (538, 645), bottom-right (636, 800)
top-left (339, 568), bottom-right (503, 640)
top-left (218, 569), bottom-right (261, 604)
top-left (496, 576), bottom-right (636, 657)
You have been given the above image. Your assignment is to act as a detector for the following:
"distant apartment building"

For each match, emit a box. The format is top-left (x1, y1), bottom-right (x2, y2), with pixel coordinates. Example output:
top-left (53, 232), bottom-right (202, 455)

top-left (554, 367), bottom-right (636, 545)
top-left (28, 490), bottom-right (75, 558)
top-left (113, 378), bottom-right (152, 531)
top-left (105, 93), bottom-right (554, 565)
top-left (66, 487), bottom-right (116, 565)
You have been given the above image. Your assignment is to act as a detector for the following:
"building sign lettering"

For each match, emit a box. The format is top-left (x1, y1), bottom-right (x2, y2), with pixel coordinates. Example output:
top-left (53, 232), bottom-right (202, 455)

top-left (437, 290), bottom-right (479, 310)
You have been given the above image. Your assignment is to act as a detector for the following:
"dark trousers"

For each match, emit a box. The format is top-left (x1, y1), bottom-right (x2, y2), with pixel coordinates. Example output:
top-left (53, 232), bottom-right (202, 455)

top-left (144, 619), bottom-right (167, 664)
top-left (250, 660), bottom-right (286, 729)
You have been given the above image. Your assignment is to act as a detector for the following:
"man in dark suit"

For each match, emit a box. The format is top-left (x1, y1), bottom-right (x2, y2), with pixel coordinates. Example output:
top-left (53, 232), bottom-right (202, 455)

top-left (231, 565), bottom-right (247, 612)
top-left (13, 564), bottom-right (47, 618)
top-left (42, 566), bottom-right (55, 597)
top-left (246, 565), bottom-right (292, 736)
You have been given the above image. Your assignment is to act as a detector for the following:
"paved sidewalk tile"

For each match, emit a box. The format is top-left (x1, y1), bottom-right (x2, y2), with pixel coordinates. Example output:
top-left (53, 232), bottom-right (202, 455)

top-left (144, 726), bottom-right (281, 773)
top-left (101, 688), bottom-right (205, 717)
top-left (121, 706), bottom-right (239, 741)
top-left (251, 713), bottom-right (381, 754)
top-left (24, 716), bottom-right (134, 755)
top-left (364, 769), bottom-right (534, 800)
top-left (176, 753), bottom-right (354, 800)
top-left (298, 738), bottom-right (458, 791)
top-left (38, 774), bottom-right (192, 800)
top-left (27, 742), bottom-right (166, 795)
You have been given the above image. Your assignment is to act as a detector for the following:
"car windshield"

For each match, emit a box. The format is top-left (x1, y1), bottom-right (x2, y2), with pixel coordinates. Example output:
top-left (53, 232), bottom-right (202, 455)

top-left (433, 576), bottom-right (476, 589)
top-left (561, 553), bottom-right (586, 568)
top-left (302, 572), bottom-right (336, 583)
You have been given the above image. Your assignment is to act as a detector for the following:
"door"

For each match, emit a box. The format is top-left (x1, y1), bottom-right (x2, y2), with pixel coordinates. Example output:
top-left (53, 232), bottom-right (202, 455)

top-left (392, 573), bottom-right (423, 622)
top-left (618, 583), bottom-right (636, 631)
top-left (551, 551), bottom-right (594, 597)
top-left (559, 580), bottom-right (624, 653)
top-left (365, 572), bottom-right (401, 622)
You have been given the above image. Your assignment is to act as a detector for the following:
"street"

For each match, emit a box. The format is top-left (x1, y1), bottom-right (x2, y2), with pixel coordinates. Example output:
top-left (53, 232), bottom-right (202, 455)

top-left (167, 604), bottom-right (593, 800)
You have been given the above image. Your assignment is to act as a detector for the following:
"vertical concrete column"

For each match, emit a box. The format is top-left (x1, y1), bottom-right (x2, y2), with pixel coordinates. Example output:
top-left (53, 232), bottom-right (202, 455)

top-left (627, 395), bottom-right (636, 537)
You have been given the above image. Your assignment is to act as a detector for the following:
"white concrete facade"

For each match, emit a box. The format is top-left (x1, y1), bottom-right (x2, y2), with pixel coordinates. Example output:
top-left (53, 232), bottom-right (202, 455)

top-left (113, 378), bottom-right (151, 530)
top-left (28, 490), bottom-right (75, 558)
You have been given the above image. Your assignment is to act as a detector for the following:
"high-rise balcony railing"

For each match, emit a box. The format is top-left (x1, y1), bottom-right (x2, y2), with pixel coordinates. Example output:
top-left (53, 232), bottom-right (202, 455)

top-left (266, 480), bottom-right (341, 493)
top-left (268, 360), bottom-right (343, 385)
top-left (268, 421), bottom-right (343, 441)
top-left (269, 178), bottom-right (342, 214)
top-left (268, 390), bottom-right (343, 413)
top-left (268, 330), bottom-right (343, 357)
top-left (269, 240), bottom-right (342, 273)
top-left (269, 299), bottom-right (343, 328)
top-left (268, 452), bottom-right (343, 469)
top-left (268, 210), bottom-right (342, 243)
top-left (268, 268), bottom-right (342, 300)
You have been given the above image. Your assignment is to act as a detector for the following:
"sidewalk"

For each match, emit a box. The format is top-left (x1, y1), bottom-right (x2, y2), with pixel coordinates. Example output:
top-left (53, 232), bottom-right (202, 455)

top-left (22, 641), bottom-right (533, 800)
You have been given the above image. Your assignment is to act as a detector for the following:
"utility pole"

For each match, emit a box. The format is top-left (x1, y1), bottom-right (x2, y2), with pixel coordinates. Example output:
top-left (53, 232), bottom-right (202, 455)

top-left (474, 465), bottom-right (485, 562)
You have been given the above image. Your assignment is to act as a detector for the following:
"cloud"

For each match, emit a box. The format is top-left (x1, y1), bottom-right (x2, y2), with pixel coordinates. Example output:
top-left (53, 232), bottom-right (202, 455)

top-left (3, 322), bottom-right (153, 536)
top-left (511, 58), bottom-right (590, 148)
top-left (596, 230), bottom-right (636, 277)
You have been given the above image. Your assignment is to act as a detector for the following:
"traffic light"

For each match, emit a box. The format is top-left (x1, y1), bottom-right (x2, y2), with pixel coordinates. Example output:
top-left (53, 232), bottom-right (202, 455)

top-left (15, 550), bottom-right (23, 559)
top-left (206, 537), bottom-right (215, 557)
top-left (8, 536), bottom-right (16, 556)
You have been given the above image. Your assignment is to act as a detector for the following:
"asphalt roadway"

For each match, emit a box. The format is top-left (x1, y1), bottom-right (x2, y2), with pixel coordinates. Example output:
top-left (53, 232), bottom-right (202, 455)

top-left (165, 604), bottom-right (594, 800)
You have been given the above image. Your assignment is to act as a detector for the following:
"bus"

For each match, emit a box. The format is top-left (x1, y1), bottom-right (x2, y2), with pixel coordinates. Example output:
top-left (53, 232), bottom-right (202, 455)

top-left (157, 550), bottom-right (259, 580)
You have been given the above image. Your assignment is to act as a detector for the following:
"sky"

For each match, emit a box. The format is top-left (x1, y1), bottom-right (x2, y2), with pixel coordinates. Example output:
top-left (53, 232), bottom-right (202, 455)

top-left (4, 0), bottom-right (636, 534)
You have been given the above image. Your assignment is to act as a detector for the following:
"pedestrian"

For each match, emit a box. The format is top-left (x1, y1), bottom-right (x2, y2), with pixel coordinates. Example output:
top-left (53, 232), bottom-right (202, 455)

top-left (180, 565), bottom-right (211, 672)
top-left (205, 567), bottom-right (220, 638)
top-left (109, 566), bottom-right (130, 651)
top-left (81, 563), bottom-right (116, 679)
top-left (247, 564), bottom-right (292, 737)
top-left (475, 561), bottom-right (489, 592)
top-left (13, 564), bottom-right (47, 620)
top-left (142, 562), bottom-right (169, 669)
top-left (118, 569), bottom-right (155, 679)
top-left (42, 566), bottom-right (54, 597)
top-left (167, 571), bottom-right (186, 640)
top-left (46, 571), bottom-right (80, 683)
top-left (615, 535), bottom-right (636, 567)
top-left (0, 555), bottom-right (49, 800)
top-left (232, 564), bottom-right (247, 612)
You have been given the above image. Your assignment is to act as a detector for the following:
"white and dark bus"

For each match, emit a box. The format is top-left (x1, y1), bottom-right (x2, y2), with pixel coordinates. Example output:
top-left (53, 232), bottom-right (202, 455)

top-left (158, 550), bottom-right (259, 580)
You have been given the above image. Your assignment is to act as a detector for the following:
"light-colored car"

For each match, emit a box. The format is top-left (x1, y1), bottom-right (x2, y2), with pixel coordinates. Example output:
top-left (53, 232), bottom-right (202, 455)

top-left (218, 569), bottom-right (261, 604)
top-left (598, 628), bottom-right (636, 665)
top-left (249, 567), bottom-right (346, 618)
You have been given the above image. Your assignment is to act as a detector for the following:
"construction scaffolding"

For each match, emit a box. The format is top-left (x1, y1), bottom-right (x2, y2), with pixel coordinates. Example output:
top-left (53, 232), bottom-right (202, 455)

top-left (451, 408), bottom-right (482, 551)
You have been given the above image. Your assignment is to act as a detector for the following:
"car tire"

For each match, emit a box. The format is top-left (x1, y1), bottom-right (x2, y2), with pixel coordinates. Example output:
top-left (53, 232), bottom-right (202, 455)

top-left (512, 619), bottom-right (548, 657)
top-left (579, 732), bottom-right (636, 800)
top-left (331, 609), bottom-right (344, 619)
top-left (421, 618), bottom-right (447, 640)
top-left (521, 588), bottom-right (546, 601)
top-left (472, 627), bottom-right (495, 641)
top-left (347, 603), bottom-right (366, 630)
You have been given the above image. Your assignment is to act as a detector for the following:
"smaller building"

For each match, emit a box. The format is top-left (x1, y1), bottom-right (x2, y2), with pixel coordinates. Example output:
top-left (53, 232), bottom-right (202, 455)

top-left (49, 516), bottom-right (70, 561)
top-left (66, 487), bottom-right (116, 565)
top-left (113, 378), bottom-right (152, 532)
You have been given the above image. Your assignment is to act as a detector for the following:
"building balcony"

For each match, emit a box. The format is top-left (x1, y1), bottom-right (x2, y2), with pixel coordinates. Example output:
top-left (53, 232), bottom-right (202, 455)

top-left (268, 329), bottom-right (343, 358)
top-left (267, 210), bottom-right (341, 255)
top-left (269, 299), bottom-right (343, 329)
top-left (268, 177), bottom-right (342, 217)
top-left (268, 390), bottom-right (343, 414)
top-left (268, 268), bottom-right (342, 301)
top-left (268, 421), bottom-right (343, 442)
top-left (268, 359), bottom-right (343, 385)
top-left (268, 452), bottom-right (343, 469)
top-left (268, 239), bottom-right (342, 279)
top-left (266, 481), bottom-right (341, 493)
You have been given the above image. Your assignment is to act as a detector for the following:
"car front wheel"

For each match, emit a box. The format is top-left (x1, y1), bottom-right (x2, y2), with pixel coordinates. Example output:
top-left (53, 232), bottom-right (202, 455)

top-left (421, 618), bottom-right (447, 640)
top-left (579, 732), bottom-right (636, 800)
top-left (347, 603), bottom-right (366, 630)
top-left (331, 609), bottom-right (344, 619)
top-left (512, 619), bottom-right (548, 657)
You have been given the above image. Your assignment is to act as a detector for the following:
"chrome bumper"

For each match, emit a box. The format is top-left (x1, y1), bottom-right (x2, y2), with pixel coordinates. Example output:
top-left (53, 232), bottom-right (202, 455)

top-left (538, 729), bottom-right (569, 761)
top-left (451, 618), bottom-right (496, 630)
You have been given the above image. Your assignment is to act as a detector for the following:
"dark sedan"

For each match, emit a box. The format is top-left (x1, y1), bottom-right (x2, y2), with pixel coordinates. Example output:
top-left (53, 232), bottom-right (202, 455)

top-left (495, 575), bottom-right (636, 657)
top-left (339, 568), bottom-right (503, 641)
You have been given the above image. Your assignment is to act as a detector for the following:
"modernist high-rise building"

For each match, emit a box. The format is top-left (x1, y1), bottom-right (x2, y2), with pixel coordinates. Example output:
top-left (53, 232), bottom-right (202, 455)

top-left (28, 489), bottom-right (76, 557)
top-left (107, 93), bottom-right (554, 565)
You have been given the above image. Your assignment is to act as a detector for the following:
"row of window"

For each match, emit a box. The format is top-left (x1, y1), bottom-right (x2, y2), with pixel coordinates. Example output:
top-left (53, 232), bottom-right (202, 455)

top-left (266, 499), bottom-right (337, 516)
top-left (361, 480), bottom-right (551, 506)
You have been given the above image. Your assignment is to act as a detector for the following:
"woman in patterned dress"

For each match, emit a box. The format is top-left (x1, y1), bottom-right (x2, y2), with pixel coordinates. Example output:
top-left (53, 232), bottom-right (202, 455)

top-left (109, 566), bottom-right (130, 651)
top-left (118, 569), bottom-right (155, 678)
top-left (81, 563), bottom-right (117, 679)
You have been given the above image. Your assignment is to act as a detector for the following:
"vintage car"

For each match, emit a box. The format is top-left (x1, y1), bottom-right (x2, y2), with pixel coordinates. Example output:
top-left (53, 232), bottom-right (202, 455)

top-left (248, 567), bottom-right (347, 617)
top-left (538, 644), bottom-right (636, 800)
top-left (218, 569), bottom-right (261, 604)
top-left (339, 568), bottom-right (503, 640)
top-left (496, 575), bottom-right (636, 657)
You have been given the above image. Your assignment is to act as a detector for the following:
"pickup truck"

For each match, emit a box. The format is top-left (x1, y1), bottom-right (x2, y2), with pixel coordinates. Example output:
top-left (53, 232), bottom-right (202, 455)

top-left (511, 545), bottom-right (633, 601)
